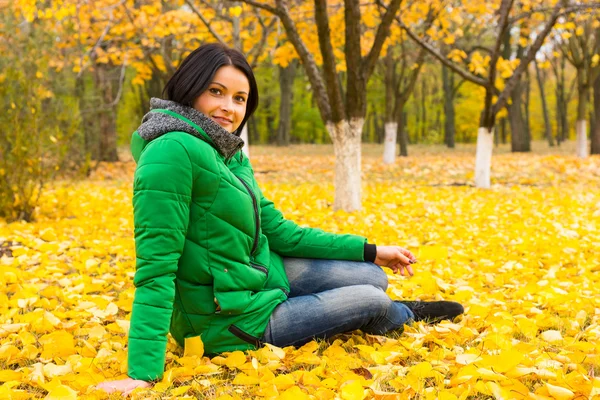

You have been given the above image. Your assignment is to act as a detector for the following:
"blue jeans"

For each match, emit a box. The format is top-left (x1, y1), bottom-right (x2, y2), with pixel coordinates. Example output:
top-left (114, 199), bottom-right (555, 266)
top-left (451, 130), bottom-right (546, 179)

top-left (261, 258), bottom-right (414, 347)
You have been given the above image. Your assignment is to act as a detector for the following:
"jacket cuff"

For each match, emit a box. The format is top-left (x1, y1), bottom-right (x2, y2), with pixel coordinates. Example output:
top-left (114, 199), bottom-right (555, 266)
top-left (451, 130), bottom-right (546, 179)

top-left (364, 243), bottom-right (377, 263)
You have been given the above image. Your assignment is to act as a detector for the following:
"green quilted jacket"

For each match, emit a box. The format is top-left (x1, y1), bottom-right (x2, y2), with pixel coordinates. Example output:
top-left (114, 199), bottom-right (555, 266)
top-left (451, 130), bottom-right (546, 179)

top-left (127, 98), bottom-right (368, 381)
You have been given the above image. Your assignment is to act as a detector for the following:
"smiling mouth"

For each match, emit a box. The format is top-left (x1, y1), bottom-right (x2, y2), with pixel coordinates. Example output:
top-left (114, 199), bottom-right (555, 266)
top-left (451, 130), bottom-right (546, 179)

top-left (212, 116), bottom-right (232, 124)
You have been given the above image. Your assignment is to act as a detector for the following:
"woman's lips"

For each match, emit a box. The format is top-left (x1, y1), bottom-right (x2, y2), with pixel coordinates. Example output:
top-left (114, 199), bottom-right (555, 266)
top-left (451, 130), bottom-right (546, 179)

top-left (212, 116), bottom-right (232, 125)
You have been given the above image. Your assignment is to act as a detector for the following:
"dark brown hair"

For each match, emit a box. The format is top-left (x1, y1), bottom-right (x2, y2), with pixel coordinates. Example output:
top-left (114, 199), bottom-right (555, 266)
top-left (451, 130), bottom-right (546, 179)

top-left (163, 43), bottom-right (258, 136)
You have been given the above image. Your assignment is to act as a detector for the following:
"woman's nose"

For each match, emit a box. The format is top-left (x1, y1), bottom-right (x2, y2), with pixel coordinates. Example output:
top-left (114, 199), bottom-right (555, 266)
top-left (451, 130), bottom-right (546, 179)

top-left (220, 97), bottom-right (233, 113)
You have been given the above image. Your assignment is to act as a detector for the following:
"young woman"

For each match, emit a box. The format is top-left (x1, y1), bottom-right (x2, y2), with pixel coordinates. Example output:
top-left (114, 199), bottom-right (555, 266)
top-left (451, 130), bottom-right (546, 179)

top-left (97, 43), bottom-right (463, 395)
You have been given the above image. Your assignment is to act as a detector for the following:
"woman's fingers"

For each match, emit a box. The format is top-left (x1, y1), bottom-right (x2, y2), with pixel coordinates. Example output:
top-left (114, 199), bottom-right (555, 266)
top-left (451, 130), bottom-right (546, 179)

top-left (399, 247), bottom-right (417, 262)
top-left (95, 379), bottom-right (152, 396)
top-left (388, 261), bottom-right (414, 276)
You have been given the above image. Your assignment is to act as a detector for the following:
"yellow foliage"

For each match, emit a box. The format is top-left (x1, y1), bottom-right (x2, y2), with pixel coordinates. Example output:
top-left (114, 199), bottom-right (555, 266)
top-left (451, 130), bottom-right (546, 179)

top-left (1, 150), bottom-right (600, 398)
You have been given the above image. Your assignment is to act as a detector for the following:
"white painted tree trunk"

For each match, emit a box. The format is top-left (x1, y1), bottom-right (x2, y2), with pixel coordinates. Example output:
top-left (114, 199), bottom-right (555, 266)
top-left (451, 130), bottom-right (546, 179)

top-left (240, 125), bottom-right (250, 157)
top-left (576, 120), bottom-right (588, 158)
top-left (474, 127), bottom-right (494, 189)
top-left (327, 119), bottom-right (364, 211)
top-left (382, 122), bottom-right (398, 164)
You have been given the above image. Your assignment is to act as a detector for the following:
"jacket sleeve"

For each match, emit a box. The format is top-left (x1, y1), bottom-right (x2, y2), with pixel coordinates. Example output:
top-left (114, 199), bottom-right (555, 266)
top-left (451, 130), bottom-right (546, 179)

top-left (127, 138), bottom-right (192, 381)
top-left (258, 187), bottom-right (367, 261)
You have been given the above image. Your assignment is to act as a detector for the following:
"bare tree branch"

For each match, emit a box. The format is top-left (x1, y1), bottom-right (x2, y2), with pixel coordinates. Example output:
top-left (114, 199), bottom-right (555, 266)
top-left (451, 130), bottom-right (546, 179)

top-left (122, 5), bottom-right (168, 80)
top-left (77, 4), bottom-right (120, 78)
top-left (509, 3), bottom-right (600, 25)
top-left (395, 16), bottom-right (488, 87)
top-left (247, 14), bottom-right (278, 68)
top-left (184, 0), bottom-right (229, 46)
top-left (241, 0), bottom-right (332, 122)
top-left (361, 0), bottom-right (403, 80)
top-left (239, 0), bottom-right (279, 15)
top-left (492, 0), bottom-right (565, 115)
top-left (315, 0), bottom-right (345, 122)
top-left (483, 0), bottom-right (514, 125)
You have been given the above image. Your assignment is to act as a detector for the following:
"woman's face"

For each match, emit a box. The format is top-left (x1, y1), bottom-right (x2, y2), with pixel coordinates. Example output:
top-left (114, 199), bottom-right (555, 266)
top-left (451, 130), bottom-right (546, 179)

top-left (193, 65), bottom-right (250, 133)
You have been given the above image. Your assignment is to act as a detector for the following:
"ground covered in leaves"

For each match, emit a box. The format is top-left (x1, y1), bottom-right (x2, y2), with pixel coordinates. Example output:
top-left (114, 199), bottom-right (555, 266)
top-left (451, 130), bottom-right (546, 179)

top-left (1, 145), bottom-right (599, 399)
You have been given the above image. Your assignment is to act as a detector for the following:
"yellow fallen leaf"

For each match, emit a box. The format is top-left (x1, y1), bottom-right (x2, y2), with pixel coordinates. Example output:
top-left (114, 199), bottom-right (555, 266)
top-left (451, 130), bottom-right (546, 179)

top-left (455, 353), bottom-right (482, 365)
top-left (545, 382), bottom-right (574, 400)
top-left (232, 372), bottom-right (260, 385)
top-left (340, 380), bottom-right (366, 400)
top-left (418, 245), bottom-right (448, 261)
top-left (280, 385), bottom-right (310, 400)
top-left (44, 384), bottom-right (78, 400)
top-left (184, 335), bottom-right (204, 357)
top-left (540, 330), bottom-right (563, 343)
top-left (437, 391), bottom-right (458, 400)
top-left (273, 374), bottom-right (296, 390)
top-left (294, 352), bottom-right (322, 365)
top-left (475, 367), bottom-right (507, 381)
top-left (480, 349), bottom-right (524, 373)
top-left (0, 369), bottom-right (23, 382)
top-left (169, 385), bottom-right (191, 396)
top-left (264, 343), bottom-right (286, 359)
top-left (42, 363), bottom-right (72, 378)
top-left (224, 350), bottom-right (246, 369)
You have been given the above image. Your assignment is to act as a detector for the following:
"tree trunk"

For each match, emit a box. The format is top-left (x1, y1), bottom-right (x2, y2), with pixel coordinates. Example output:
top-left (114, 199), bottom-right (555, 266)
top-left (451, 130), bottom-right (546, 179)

top-left (475, 127), bottom-right (494, 188)
top-left (383, 122), bottom-right (398, 164)
top-left (592, 75), bottom-right (600, 155)
top-left (509, 81), bottom-right (530, 152)
top-left (383, 51), bottom-right (397, 163)
top-left (94, 63), bottom-right (118, 162)
top-left (276, 61), bottom-right (297, 146)
top-left (523, 68), bottom-right (532, 145)
top-left (500, 117), bottom-right (507, 144)
top-left (420, 78), bottom-right (427, 142)
top-left (556, 57), bottom-right (568, 144)
top-left (327, 119), bottom-right (363, 211)
top-left (442, 66), bottom-right (456, 148)
top-left (535, 61), bottom-right (554, 146)
top-left (76, 75), bottom-right (99, 162)
top-left (397, 107), bottom-right (408, 157)
top-left (375, 112), bottom-right (384, 144)
top-left (576, 72), bottom-right (589, 158)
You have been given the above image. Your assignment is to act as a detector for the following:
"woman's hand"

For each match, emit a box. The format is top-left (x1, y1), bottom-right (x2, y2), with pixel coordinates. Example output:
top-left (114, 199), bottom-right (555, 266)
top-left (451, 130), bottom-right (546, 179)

top-left (95, 378), bottom-right (153, 396)
top-left (374, 246), bottom-right (416, 276)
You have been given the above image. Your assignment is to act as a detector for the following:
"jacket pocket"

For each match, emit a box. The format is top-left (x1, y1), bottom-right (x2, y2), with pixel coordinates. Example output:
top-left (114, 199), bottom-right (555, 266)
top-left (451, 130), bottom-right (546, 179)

top-left (228, 325), bottom-right (263, 348)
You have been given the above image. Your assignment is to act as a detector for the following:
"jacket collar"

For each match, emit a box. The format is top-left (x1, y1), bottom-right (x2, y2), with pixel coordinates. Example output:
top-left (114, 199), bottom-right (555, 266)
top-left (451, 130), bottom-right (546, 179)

top-left (137, 98), bottom-right (245, 161)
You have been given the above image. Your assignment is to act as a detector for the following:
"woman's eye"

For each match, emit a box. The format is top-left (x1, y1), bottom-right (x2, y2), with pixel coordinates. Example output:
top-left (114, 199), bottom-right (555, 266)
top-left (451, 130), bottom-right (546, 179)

top-left (209, 88), bottom-right (221, 95)
top-left (235, 96), bottom-right (246, 102)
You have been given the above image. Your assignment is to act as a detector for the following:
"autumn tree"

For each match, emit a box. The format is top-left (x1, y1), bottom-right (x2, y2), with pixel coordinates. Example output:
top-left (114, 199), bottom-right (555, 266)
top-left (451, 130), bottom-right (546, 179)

top-left (399, 0), bottom-right (594, 188)
top-left (544, 42), bottom-right (577, 144)
top-left (534, 59), bottom-right (555, 146)
top-left (381, 3), bottom-right (436, 162)
top-left (558, 16), bottom-right (600, 157)
top-left (240, 0), bottom-right (402, 211)
top-left (0, 3), bottom-right (81, 221)
top-left (382, 40), bottom-right (427, 161)
top-left (593, 68), bottom-right (600, 154)
top-left (49, 0), bottom-right (224, 163)
top-left (184, 0), bottom-right (279, 154)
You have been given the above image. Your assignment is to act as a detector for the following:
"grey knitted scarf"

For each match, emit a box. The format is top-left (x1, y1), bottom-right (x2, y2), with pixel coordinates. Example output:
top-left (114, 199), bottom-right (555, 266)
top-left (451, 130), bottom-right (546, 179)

top-left (137, 98), bottom-right (245, 160)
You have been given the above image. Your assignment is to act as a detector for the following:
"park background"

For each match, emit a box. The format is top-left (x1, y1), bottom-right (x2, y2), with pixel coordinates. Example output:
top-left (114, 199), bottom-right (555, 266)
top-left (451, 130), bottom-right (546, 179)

top-left (1, 0), bottom-right (600, 399)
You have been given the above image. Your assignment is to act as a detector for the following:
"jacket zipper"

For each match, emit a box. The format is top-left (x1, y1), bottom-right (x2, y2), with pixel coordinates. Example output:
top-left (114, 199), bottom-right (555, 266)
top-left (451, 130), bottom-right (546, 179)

top-left (249, 262), bottom-right (268, 276)
top-left (235, 176), bottom-right (260, 255)
top-left (279, 287), bottom-right (289, 296)
top-left (228, 325), bottom-right (262, 348)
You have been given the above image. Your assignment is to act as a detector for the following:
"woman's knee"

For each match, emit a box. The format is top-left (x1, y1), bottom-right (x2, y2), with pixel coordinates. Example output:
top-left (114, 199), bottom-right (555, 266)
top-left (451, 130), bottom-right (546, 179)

top-left (364, 263), bottom-right (388, 291)
top-left (349, 284), bottom-right (392, 314)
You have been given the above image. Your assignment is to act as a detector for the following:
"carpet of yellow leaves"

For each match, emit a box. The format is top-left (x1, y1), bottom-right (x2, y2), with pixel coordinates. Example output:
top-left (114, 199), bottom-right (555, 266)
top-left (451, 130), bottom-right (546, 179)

top-left (1, 149), bottom-right (599, 399)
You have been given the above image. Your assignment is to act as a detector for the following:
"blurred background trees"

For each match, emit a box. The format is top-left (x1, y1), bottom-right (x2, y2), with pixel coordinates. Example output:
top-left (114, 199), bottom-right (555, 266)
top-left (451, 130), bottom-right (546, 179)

top-left (1, 0), bottom-right (600, 216)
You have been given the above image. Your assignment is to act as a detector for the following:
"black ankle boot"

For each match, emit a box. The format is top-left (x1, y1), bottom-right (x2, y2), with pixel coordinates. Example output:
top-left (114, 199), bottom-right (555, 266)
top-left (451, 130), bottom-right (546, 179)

top-left (398, 300), bottom-right (464, 323)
